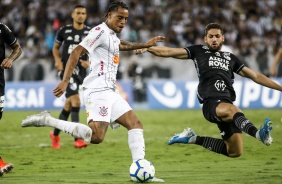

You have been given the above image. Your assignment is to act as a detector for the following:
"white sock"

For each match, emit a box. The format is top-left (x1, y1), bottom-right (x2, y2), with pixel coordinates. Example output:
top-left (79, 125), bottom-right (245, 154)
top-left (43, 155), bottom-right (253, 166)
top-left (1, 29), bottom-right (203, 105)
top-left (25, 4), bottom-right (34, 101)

top-left (46, 116), bottom-right (92, 143)
top-left (255, 130), bottom-right (261, 141)
top-left (188, 135), bottom-right (197, 144)
top-left (128, 129), bottom-right (145, 162)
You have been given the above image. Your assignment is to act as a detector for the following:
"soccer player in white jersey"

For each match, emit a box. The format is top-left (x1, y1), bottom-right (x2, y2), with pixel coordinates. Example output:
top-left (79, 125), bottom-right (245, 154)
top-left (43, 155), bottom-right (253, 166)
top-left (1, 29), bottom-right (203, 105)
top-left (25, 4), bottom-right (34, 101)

top-left (22, 1), bottom-right (165, 182)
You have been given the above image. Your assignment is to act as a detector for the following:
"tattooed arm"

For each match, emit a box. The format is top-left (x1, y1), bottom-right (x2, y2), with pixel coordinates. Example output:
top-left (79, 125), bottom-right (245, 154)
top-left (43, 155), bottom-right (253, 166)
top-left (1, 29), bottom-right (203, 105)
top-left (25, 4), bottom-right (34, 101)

top-left (119, 36), bottom-right (165, 51)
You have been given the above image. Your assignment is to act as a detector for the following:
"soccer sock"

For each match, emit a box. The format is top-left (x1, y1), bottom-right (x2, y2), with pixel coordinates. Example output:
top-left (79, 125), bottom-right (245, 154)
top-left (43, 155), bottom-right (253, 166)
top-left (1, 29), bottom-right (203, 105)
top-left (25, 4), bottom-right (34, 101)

top-left (233, 112), bottom-right (258, 138)
top-left (128, 129), bottom-right (145, 162)
top-left (195, 136), bottom-right (228, 156)
top-left (46, 116), bottom-right (92, 143)
top-left (71, 107), bottom-right (80, 141)
top-left (54, 109), bottom-right (70, 136)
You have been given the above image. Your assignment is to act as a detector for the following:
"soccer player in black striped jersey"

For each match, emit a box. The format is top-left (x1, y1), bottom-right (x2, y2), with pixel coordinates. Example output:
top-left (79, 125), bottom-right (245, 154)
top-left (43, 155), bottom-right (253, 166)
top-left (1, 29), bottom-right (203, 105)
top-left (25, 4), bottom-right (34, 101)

top-left (0, 22), bottom-right (22, 176)
top-left (140, 23), bottom-right (282, 158)
top-left (50, 5), bottom-right (91, 149)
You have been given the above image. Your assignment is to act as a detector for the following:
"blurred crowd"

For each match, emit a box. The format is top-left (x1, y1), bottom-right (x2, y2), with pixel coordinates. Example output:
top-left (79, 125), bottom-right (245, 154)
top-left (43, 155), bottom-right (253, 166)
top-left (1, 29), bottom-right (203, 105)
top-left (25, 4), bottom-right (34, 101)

top-left (1, 0), bottom-right (282, 81)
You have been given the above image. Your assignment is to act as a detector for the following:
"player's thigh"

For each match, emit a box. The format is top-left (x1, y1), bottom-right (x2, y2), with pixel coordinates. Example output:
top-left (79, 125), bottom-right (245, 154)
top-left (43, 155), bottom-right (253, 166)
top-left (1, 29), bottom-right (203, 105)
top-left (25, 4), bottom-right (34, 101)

top-left (216, 103), bottom-right (242, 121)
top-left (115, 110), bottom-right (142, 130)
top-left (224, 133), bottom-right (243, 156)
top-left (63, 98), bottom-right (72, 111)
top-left (68, 94), bottom-right (81, 107)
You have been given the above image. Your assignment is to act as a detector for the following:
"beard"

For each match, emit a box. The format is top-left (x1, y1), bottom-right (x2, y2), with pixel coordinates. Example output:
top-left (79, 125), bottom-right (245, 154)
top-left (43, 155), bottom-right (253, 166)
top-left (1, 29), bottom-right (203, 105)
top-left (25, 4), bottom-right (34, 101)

top-left (207, 42), bottom-right (223, 52)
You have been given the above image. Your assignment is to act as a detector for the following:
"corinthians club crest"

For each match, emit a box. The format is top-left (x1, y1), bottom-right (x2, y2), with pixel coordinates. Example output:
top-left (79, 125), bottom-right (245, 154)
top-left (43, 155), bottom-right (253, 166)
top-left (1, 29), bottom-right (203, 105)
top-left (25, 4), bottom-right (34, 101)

top-left (99, 106), bottom-right (108, 116)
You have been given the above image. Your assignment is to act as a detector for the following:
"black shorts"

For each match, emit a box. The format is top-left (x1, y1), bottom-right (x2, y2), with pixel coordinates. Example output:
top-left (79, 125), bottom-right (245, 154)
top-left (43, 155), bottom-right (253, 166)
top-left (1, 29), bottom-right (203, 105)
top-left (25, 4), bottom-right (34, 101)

top-left (202, 98), bottom-right (242, 140)
top-left (60, 73), bottom-right (83, 98)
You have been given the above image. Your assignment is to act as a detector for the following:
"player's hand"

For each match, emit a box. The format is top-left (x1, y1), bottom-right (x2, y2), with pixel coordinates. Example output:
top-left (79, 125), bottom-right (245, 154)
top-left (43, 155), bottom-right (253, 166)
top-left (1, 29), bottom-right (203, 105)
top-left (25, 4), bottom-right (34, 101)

top-left (55, 60), bottom-right (63, 72)
top-left (134, 48), bottom-right (148, 55)
top-left (53, 81), bottom-right (68, 97)
top-left (80, 59), bottom-right (90, 69)
top-left (146, 36), bottom-right (165, 47)
top-left (1, 58), bottom-right (13, 69)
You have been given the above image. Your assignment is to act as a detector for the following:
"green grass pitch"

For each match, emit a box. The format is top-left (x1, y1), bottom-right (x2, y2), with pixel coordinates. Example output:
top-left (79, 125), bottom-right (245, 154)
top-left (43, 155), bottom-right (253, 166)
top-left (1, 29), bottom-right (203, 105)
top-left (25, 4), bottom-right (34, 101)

top-left (0, 109), bottom-right (281, 184)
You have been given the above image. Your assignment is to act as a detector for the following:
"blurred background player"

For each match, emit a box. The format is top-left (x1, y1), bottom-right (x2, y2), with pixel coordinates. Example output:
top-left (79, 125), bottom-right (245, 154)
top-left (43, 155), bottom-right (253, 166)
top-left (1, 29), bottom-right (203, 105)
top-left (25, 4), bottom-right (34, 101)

top-left (50, 4), bottom-right (91, 149)
top-left (0, 22), bottom-right (22, 176)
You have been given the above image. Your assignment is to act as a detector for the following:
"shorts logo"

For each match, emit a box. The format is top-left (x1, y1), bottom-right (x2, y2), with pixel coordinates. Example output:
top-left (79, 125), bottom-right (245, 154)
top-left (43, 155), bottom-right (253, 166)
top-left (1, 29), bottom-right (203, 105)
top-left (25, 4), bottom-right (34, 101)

top-left (99, 106), bottom-right (108, 116)
top-left (214, 80), bottom-right (226, 91)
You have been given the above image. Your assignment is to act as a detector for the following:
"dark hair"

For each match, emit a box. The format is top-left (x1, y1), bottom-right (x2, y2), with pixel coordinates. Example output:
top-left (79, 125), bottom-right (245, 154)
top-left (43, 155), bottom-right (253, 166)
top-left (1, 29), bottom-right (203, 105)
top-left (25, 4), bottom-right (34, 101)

top-left (205, 23), bottom-right (224, 36)
top-left (74, 4), bottom-right (86, 9)
top-left (105, 1), bottom-right (128, 18)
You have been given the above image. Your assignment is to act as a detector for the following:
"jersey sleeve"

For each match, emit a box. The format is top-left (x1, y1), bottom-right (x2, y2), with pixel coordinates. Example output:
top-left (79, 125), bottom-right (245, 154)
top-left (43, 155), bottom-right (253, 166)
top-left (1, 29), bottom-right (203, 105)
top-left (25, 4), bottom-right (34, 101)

top-left (184, 45), bottom-right (200, 59)
top-left (79, 27), bottom-right (106, 53)
top-left (55, 27), bottom-right (64, 44)
top-left (231, 54), bottom-right (245, 73)
top-left (2, 24), bottom-right (17, 46)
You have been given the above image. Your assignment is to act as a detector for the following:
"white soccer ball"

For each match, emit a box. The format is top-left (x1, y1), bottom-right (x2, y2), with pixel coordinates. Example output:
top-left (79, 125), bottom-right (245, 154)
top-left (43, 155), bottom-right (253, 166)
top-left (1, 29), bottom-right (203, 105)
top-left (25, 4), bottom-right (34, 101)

top-left (129, 159), bottom-right (155, 183)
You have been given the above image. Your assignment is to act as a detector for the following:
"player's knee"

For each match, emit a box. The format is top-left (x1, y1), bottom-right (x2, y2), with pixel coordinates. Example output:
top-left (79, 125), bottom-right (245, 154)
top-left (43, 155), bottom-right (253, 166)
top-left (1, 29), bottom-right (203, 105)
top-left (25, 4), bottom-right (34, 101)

top-left (90, 134), bottom-right (105, 144)
top-left (228, 150), bottom-right (242, 158)
top-left (130, 119), bottom-right (143, 129)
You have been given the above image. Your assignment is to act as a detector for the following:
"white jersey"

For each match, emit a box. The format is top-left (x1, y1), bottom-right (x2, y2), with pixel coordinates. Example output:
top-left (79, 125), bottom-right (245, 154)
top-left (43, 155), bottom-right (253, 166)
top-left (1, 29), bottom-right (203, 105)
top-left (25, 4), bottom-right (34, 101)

top-left (80, 22), bottom-right (120, 91)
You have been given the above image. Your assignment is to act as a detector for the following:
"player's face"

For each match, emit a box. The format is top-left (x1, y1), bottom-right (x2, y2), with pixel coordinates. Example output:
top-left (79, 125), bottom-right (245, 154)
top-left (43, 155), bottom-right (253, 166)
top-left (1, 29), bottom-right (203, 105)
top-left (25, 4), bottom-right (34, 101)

top-left (204, 29), bottom-right (224, 52)
top-left (107, 8), bottom-right (128, 33)
top-left (72, 7), bottom-right (87, 24)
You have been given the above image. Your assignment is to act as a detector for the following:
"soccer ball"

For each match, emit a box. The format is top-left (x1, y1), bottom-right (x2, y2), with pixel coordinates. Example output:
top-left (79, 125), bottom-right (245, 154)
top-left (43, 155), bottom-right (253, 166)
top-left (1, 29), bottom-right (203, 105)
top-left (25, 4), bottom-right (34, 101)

top-left (129, 159), bottom-right (155, 183)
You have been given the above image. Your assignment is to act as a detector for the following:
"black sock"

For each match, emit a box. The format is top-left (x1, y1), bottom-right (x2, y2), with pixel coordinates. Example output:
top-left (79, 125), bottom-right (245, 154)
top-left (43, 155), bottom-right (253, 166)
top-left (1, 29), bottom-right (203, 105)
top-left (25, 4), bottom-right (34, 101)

top-left (233, 112), bottom-right (258, 138)
top-left (195, 136), bottom-right (228, 156)
top-left (53, 109), bottom-right (70, 136)
top-left (71, 107), bottom-right (80, 141)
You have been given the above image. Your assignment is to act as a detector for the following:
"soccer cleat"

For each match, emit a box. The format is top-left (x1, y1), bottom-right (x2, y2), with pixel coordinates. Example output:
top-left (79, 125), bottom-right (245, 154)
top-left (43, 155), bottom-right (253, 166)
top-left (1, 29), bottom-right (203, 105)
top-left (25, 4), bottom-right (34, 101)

top-left (49, 131), bottom-right (60, 149)
top-left (0, 158), bottom-right (14, 174)
top-left (259, 118), bottom-right (273, 146)
top-left (168, 128), bottom-right (196, 145)
top-left (22, 111), bottom-right (51, 127)
top-left (151, 177), bottom-right (165, 182)
top-left (74, 139), bottom-right (88, 148)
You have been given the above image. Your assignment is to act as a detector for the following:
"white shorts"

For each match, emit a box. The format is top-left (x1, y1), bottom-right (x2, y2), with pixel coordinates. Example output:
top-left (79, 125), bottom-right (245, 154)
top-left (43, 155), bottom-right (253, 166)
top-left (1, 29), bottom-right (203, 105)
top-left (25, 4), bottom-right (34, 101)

top-left (83, 88), bottom-right (132, 129)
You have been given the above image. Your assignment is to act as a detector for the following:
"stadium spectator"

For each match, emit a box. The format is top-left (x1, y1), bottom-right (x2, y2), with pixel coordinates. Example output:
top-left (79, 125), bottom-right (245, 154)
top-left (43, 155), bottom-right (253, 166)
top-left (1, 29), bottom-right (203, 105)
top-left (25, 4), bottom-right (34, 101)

top-left (0, 22), bottom-right (22, 176)
top-left (1, 0), bottom-right (282, 81)
top-left (50, 4), bottom-right (90, 149)
top-left (21, 1), bottom-right (165, 182)
top-left (136, 23), bottom-right (282, 157)
top-left (270, 42), bottom-right (282, 77)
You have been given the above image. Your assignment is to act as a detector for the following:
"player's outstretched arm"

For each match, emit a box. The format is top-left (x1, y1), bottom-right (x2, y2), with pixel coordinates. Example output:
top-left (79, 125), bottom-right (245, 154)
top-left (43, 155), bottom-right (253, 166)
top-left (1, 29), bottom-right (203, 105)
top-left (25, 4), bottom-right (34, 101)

top-left (239, 67), bottom-right (282, 91)
top-left (119, 36), bottom-right (165, 51)
top-left (147, 46), bottom-right (189, 59)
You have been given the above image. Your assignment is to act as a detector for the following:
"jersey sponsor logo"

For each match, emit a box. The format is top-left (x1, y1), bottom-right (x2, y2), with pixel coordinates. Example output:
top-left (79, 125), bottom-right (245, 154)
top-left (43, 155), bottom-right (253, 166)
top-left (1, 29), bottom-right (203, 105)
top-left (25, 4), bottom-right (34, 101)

top-left (65, 29), bottom-right (72, 33)
top-left (98, 61), bottom-right (104, 76)
top-left (214, 80), bottom-right (226, 91)
top-left (148, 82), bottom-right (183, 108)
top-left (208, 56), bottom-right (229, 71)
top-left (68, 44), bottom-right (78, 54)
top-left (74, 35), bottom-right (80, 42)
top-left (113, 54), bottom-right (120, 64)
top-left (222, 52), bottom-right (231, 60)
top-left (99, 106), bottom-right (108, 116)
top-left (95, 27), bottom-right (100, 30)
top-left (89, 30), bottom-right (105, 47)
